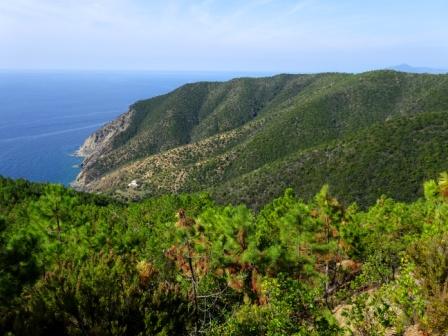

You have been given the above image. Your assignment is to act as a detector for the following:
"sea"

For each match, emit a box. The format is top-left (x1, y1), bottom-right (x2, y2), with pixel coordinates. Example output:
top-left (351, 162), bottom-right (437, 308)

top-left (0, 70), bottom-right (267, 185)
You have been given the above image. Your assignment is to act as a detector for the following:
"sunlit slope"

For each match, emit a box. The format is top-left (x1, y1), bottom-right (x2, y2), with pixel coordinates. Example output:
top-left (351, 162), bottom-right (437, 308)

top-left (77, 70), bottom-right (448, 207)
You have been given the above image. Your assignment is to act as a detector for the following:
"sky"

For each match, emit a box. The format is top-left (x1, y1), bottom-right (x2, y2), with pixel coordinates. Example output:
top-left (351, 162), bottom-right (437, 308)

top-left (1, 0), bottom-right (447, 72)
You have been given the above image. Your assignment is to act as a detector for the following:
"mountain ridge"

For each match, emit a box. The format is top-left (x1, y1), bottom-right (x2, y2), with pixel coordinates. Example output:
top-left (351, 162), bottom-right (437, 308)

top-left (74, 70), bottom-right (448, 208)
top-left (388, 63), bottom-right (448, 74)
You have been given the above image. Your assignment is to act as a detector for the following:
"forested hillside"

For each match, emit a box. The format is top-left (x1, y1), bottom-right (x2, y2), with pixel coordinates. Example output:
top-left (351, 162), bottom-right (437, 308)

top-left (2, 175), bottom-right (448, 335)
top-left (5, 70), bottom-right (447, 335)
top-left (74, 71), bottom-right (448, 208)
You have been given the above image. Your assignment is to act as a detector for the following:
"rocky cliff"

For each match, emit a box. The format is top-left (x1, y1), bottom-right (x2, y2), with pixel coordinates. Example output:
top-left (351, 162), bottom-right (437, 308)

top-left (72, 109), bottom-right (134, 189)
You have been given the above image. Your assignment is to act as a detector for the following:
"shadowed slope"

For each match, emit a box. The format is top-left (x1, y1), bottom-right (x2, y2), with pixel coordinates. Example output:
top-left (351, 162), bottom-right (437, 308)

top-left (75, 71), bottom-right (448, 207)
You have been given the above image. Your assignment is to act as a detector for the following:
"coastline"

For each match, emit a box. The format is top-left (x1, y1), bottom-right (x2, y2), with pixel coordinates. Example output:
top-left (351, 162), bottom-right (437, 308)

top-left (69, 109), bottom-right (135, 191)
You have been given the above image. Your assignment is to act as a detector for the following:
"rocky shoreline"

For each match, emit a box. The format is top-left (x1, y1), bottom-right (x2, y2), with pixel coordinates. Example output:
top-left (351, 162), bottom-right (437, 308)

top-left (71, 109), bottom-right (135, 190)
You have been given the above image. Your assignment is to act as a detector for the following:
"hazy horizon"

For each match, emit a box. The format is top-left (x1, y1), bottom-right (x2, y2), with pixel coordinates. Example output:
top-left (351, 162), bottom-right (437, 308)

top-left (0, 64), bottom-right (446, 75)
top-left (2, 0), bottom-right (448, 73)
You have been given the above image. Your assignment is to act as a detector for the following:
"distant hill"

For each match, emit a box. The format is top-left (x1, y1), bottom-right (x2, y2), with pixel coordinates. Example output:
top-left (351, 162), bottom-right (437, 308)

top-left (388, 63), bottom-right (448, 74)
top-left (74, 70), bottom-right (448, 208)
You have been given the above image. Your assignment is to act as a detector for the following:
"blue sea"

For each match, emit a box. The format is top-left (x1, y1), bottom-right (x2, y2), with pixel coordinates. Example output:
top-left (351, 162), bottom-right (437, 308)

top-left (0, 71), bottom-right (265, 185)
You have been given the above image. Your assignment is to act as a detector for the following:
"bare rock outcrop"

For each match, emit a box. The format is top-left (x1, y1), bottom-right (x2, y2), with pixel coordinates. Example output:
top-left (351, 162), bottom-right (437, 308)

top-left (72, 109), bottom-right (134, 190)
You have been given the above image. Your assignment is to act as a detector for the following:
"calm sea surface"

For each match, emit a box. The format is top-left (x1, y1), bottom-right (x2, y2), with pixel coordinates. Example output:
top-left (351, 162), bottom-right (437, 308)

top-left (0, 71), bottom-right (264, 185)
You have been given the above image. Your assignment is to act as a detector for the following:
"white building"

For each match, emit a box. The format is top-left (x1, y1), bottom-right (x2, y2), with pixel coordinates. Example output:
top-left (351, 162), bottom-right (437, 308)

top-left (128, 180), bottom-right (139, 188)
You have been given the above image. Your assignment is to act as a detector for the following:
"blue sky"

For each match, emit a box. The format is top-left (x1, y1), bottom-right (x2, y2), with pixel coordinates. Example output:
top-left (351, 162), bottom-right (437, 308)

top-left (1, 0), bottom-right (447, 72)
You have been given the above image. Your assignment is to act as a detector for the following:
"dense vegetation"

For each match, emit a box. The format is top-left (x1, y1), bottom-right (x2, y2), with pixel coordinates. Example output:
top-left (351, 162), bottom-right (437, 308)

top-left (76, 71), bottom-right (448, 209)
top-left (211, 111), bottom-right (448, 209)
top-left (2, 174), bottom-right (448, 335)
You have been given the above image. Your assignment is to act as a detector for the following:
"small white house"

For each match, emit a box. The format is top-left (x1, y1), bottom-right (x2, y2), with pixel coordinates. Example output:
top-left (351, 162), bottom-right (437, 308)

top-left (128, 180), bottom-right (139, 188)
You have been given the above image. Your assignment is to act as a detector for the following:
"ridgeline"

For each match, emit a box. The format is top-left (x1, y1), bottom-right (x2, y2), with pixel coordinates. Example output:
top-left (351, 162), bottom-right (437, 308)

top-left (74, 70), bottom-right (448, 208)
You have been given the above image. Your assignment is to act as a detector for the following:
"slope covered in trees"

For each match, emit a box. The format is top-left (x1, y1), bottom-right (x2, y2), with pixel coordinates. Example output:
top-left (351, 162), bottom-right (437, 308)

top-left (2, 175), bottom-right (448, 335)
top-left (74, 71), bottom-right (448, 209)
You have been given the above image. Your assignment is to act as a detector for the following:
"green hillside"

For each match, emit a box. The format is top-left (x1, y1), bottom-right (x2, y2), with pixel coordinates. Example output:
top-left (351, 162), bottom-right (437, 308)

top-left (2, 175), bottom-right (448, 335)
top-left (211, 111), bottom-right (448, 209)
top-left (75, 70), bottom-right (448, 208)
